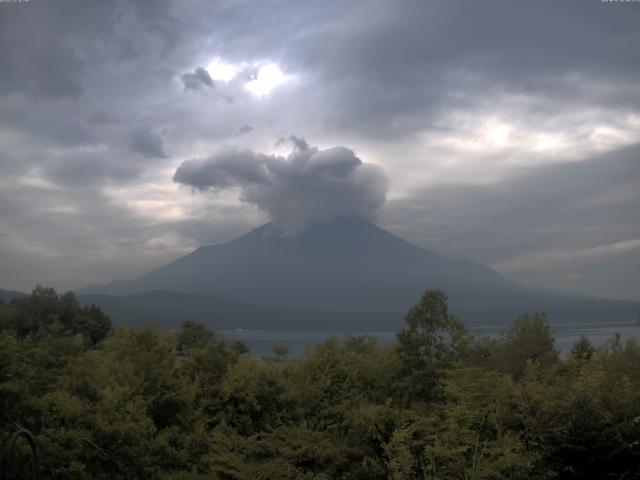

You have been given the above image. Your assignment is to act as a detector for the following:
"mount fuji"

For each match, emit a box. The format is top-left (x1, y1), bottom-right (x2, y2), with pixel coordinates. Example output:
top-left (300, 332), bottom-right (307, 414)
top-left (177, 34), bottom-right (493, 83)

top-left (77, 217), bottom-right (640, 330)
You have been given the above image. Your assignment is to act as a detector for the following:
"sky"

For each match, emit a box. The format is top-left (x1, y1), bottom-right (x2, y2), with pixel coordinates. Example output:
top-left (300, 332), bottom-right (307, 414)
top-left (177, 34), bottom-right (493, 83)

top-left (0, 0), bottom-right (638, 300)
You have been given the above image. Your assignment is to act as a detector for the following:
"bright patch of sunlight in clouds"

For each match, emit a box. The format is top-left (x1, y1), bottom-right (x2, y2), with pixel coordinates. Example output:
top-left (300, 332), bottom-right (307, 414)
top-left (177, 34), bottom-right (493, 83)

top-left (422, 110), bottom-right (640, 165)
top-left (245, 64), bottom-right (288, 96)
top-left (533, 133), bottom-right (566, 152)
top-left (484, 121), bottom-right (511, 146)
top-left (493, 238), bottom-right (640, 272)
top-left (206, 57), bottom-right (239, 82)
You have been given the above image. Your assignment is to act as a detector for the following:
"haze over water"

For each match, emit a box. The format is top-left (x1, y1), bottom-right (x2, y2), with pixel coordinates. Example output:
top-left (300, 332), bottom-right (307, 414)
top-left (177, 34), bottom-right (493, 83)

top-left (221, 322), bottom-right (640, 358)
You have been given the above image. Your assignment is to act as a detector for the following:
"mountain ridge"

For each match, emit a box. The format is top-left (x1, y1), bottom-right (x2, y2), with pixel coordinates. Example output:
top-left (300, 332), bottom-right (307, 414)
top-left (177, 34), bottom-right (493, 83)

top-left (0, 289), bottom-right (29, 301)
top-left (76, 217), bottom-right (640, 328)
top-left (78, 217), bottom-right (519, 302)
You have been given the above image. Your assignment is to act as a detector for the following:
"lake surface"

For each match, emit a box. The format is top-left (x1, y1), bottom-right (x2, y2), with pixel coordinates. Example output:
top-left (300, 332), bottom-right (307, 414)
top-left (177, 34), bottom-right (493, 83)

top-left (219, 322), bottom-right (640, 358)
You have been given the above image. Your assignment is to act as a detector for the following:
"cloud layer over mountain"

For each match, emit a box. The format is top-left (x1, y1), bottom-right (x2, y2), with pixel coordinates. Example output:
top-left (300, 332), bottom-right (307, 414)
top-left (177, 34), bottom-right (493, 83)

top-left (0, 0), bottom-right (638, 299)
top-left (174, 139), bottom-right (388, 234)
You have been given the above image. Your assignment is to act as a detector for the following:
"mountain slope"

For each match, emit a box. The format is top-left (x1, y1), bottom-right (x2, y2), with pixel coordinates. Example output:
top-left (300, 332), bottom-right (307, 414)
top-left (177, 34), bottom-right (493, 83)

top-left (80, 217), bottom-right (518, 310)
top-left (76, 291), bottom-right (337, 330)
top-left (0, 289), bottom-right (28, 301)
top-left (78, 217), bottom-right (640, 328)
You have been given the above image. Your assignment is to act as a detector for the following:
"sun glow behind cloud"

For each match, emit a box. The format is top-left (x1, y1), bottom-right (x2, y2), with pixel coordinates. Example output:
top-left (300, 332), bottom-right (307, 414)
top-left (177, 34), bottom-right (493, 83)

top-left (203, 57), bottom-right (290, 96)
top-left (485, 121), bottom-right (511, 146)
top-left (245, 63), bottom-right (288, 96)
top-left (422, 111), bottom-right (640, 162)
top-left (206, 58), bottom-right (238, 82)
top-left (493, 238), bottom-right (640, 272)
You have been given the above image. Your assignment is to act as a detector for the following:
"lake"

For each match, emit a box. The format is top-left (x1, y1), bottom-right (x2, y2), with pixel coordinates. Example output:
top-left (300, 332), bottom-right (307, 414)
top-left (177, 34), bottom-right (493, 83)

top-left (219, 321), bottom-right (640, 358)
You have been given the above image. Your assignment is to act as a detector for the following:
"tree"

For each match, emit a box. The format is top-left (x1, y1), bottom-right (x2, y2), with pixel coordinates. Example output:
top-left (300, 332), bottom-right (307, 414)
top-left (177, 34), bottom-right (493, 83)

top-left (396, 290), bottom-right (467, 403)
top-left (220, 358), bottom-right (293, 436)
top-left (0, 287), bottom-right (111, 344)
top-left (177, 319), bottom-right (214, 352)
top-left (3, 284), bottom-right (639, 479)
top-left (272, 344), bottom-right (289, 361)
top-left (496, 313), bottom-right (558, 378)
top-left (570, 335), bottom-right (595, 362)
top-left (231, 340), bottom-right (251, 356)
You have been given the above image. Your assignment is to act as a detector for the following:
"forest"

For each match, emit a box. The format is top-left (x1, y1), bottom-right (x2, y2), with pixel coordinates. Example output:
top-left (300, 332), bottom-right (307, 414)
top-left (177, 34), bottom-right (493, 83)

top-left (1, 286), bottom-right (639, 479)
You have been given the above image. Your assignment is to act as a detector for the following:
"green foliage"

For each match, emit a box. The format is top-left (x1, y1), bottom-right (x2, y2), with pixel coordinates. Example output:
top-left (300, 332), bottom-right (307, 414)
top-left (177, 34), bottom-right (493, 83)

top-left (396, 290), bottom-right (469, 403)
top-left (220, 358), bottom-right (294, 436)
top-left (177, 319), bottom-right (215, 351)
top-left (493, 312), bottom-right (558, 378)
top-left (0, 287), bottom-right (638, 479)
top-left (570, 335), bottom-right (595, 362)
top-left (271, 344), bottom-right (289, 361)
top-left (0, 285), bottom-right (111, 345)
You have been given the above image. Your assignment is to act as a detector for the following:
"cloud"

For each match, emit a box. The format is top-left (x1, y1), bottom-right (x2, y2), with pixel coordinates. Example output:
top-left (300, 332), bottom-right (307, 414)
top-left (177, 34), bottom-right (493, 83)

top-left (129, 127), bottom-right (168, 158)
top-left (383, 143), bottom-right (640, 300)
top-left (42, 149), bottom-right (138, 186)
top-left (237, 124), bottom-right (254, 135)
top-left (0, 0), bottom-right (638, 301)
top-left (0, 6), bottom-right (84, 99)
top-left (493, 239), bottom-right (640, 272)
top-left (0, 0), bottom-right (175, 100)
top-left (181, 67), bottom-right (214, 91)
top-left (174, 138), bottom-right (389, 234)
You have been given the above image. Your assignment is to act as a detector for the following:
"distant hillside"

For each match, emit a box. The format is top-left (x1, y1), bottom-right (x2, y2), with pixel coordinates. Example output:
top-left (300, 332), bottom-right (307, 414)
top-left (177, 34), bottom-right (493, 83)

top-left (78, 217), bottom-right (640, 329)
top-left (0, 288), bottom-right (28, 301)
top-left (76, 290), bottom-right (370, 330)
top-left (79, 217), bottom-right (519, 310)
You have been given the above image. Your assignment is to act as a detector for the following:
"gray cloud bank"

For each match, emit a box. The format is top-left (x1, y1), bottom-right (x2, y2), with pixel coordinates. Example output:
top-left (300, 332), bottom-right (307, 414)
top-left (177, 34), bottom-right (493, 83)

top-left (0, 0), bottom-right (638, 300)
top-left (385, 144), bottom-right (640, 300)
top-left (181, 67), bottom-right (214, 91)
top-left (174, 139), bottom-right (389, 234)
top-left (129, 127), bottom-right (168, 158)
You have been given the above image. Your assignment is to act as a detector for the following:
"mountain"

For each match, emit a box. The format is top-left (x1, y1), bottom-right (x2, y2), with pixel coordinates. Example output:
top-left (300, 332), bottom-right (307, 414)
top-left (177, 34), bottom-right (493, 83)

top-left (76, 291), bottom-right (335, 330)
top-left (0, 289), bottom-right (28, 301)
top-left (79, 217), bottom-right (640, 329)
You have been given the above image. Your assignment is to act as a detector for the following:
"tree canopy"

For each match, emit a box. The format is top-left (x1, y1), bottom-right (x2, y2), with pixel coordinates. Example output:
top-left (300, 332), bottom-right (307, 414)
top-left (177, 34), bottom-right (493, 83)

top-left (1, 287), bottom-right (638, 479)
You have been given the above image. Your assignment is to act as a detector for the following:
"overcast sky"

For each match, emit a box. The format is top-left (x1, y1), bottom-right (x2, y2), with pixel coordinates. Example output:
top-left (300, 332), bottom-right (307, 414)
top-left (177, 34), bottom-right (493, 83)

top-left (0, 0), bottom-right (638, 300)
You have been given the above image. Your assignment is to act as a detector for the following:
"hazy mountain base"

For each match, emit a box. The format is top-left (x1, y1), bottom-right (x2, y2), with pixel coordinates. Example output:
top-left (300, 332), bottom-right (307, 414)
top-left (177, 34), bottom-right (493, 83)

top-left (1, 287), bottom-right (639, 479)
top-left (77, 218), bottom-right (640, 329)
top-left (0, 289), bottom-right (28, 301)
top-left (5, 286), bottom-right (639, 333)
top-left (5, 284), bottom-right (640, 332)
top-left (74, 289), bottom-right (640, 331)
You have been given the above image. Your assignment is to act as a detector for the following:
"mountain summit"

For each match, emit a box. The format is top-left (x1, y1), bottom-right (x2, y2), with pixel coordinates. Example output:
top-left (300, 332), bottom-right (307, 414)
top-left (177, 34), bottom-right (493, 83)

top-left (80, 217), bottom-right (517, 309)
top-left (79, 217), bottom-right (639, 329)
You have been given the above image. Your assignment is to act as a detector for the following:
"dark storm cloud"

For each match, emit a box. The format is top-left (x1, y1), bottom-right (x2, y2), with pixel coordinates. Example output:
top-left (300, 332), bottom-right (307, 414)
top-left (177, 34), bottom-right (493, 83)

top-left (181, 67), bottom-right (214, 91)
top-left (42, 150), bottom-right (139, 186)
top-left (129, 127), bottom-right (168, 158)
top-left (0, 38), bottom-right (83, 99)
top-left (174, 149), bottom-right (273, 189)
top-left (88, 112), bottom-right (118, 126)
top-left (266, 0), bottom-right (640, 138)
top-left (237, 125), bottom-right (254, 135)
top-left (0, 0), bottom-right (181, 147)
top-left (383, 144), bottom-right (640, 299)
top-left (0, 0), bottom-right (173, 99)
top-left (387, 144), bottom-right (640, 254)
top-left (174, 139), bottom-right (389, 234)
top-left (0, 1), bottom-right (90, 98)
